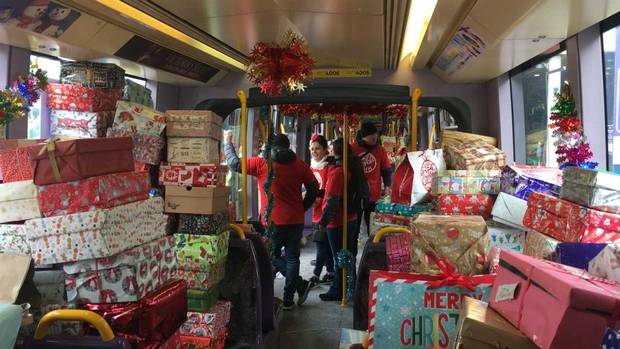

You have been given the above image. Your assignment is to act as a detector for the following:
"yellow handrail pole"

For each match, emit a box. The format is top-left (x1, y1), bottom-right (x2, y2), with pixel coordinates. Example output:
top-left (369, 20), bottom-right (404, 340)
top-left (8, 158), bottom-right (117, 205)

top-left (410, 88), bottom-right (422, 151)
top-left (342, 113), bottom-right (349, 307)
top-left (237, 90), bottom-right (248, 224)
top-left (35, 310), bottom-right (115, 341)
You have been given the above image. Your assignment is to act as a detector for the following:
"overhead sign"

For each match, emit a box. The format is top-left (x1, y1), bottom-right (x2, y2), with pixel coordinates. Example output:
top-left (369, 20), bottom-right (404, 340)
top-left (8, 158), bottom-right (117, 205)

top-left (312, 67), bottom-right (372, 78)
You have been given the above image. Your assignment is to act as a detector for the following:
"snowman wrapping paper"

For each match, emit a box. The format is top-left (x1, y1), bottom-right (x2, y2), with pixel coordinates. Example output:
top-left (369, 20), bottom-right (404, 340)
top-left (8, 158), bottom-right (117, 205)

top-left (0, 1), bottom-right (81, 38)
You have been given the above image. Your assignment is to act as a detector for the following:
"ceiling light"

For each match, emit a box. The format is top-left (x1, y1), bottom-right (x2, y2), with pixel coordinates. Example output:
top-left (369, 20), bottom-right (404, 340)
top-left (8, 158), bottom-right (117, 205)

top-left (534, 74), bottom-right (540, 77)
top-left (399, 0), bottom-right (438, 67)
top-left (94, 0), bottom-right (246, 71)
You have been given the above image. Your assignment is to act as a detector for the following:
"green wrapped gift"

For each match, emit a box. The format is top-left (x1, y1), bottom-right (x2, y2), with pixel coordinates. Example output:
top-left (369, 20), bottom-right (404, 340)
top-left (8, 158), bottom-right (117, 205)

top-left (187, 286), bottom-right (220, 312)
top-left (175, 233), bottom-right (229, 271)
top-left (122, 79), bottom-right (153, 108)
top-left (178, 260), bottom-right (226, 291)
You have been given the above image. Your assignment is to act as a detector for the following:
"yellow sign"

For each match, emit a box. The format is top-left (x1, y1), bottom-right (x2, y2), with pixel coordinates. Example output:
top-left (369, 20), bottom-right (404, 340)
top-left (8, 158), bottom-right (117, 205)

top-left (312, 67), bottom-right (372, 78)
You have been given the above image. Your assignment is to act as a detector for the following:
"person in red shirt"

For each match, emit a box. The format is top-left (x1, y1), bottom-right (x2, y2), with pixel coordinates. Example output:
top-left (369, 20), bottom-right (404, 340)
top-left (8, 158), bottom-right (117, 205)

top-left (308, 134), bottom-right (334, 284)
top-left (351, 122), bottom-right (392, 236)
top-left (224, 132), bottom-right (319, 310)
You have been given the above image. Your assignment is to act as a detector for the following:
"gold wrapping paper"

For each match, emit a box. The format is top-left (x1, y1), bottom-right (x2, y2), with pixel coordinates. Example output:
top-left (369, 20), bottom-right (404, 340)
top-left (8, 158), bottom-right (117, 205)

top-left (410, 215), bottom-right (489, 275)
top-left (523, 229), bottom-right (559, 260)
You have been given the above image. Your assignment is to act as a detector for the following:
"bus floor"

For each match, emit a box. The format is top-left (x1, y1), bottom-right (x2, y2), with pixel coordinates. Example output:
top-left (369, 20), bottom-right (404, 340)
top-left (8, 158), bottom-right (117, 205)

top-left (265, 231), bottom-right (367, 349)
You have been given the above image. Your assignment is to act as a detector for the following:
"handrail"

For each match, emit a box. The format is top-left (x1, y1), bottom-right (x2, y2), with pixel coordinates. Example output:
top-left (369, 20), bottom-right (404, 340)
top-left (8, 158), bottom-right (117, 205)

top-left (372, 227), bottom-right (411, 243)
top-left (226, 223), bottom-right (246, 240)
top-left (35, 310), bottom-right (115, 341)
top-left (237, 90), bottom-right (248, 224)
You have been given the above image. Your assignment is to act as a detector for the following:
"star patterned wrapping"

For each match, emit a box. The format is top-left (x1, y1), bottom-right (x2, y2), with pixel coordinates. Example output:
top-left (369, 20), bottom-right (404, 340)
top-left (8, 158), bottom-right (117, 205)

top-left (50, 110), bottom-right (115, 138)
top-left (106, 127), bottom-right (165, 165)
top-left (0, 180), bottom-right (41, 223)
top-left (375, 196), bottom-right (433, 217)
top-left (179, 301), bottom-right (231, 337)
top-left (434, 193), bottom-right (495, 219)
top-left (165, 110), bottom-right (223, 140)
top-left (0, 224), bottom-right (30, 255)
top-left (433, 170), bottom-right (501, 195)
top-left (179, 329), bottom-right (227, 349)
top-left (113, 101), bottom-right (166, 136)
top-left (159, 163), bottom-right (228, 187)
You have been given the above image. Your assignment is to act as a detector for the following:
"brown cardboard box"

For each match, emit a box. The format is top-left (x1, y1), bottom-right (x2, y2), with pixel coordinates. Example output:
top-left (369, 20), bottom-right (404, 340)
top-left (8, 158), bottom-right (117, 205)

top-left (167, 137), bottom-right (219, 164)
top-left (165, 185), bottom-right (230, 214)
top-left (452, 297), bottom-right (538, 349)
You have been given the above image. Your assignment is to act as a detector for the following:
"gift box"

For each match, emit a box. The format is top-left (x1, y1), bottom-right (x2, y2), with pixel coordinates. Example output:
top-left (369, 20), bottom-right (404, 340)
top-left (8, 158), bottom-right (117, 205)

top-left (523, 192), bottom-right (620, 243)
top-left (47, 82), bottom-right (123, 101)
top-left (180, 301), bottom-right (231, 338)
top-left (0, 225), bottom-right (30, 255)
top-left (560, 167), bottom-right (620, 214)
top-left (113, 101), bottom-right (166, 136)
top-left (165, 110), bottom-right (223, 139)
top-left (122, 79), bottom-right (153, 108)
top-left (63, 235), bottom-right (177, 304)
top-left (434, 193), bottom-right (494, 219)
top-left (444, 140), bottom-right (506, 170)
top-left (369, 212), bottom-right (412, 236)
top-left (410, 215), bottom-right (489, 275)
top-left (159, 163), bottom-right (227, 187)
top-left (178, 212), bottom-right (230, 235)
top-left (175, 233), bottom-right (229, 271)
top-left (367, 269), bottom-right (494, 349)
top-left (60, 61), bottom-right (125, 89)
top-left (179, 329), bottom-right (227, 349)
top-left (0, 180), bottom-right (41, 223)
top-left (0, 139), bottom-right (43, 182)
top-left (50, 110), bottom-right (114, 138)
top-left (439, 129), bottom-right (497, 148)
top-left (489, 250), bottom-right (620, 349)
top-left (452, 297), bottom-right (538, 349)
top-left (165, 186), bottom-right (231, 215)
top-left (552, 243), bottom-right (608, 270)
top-left (187, 287), bottom-right (220, 313)
top-left (36, 171), bottom-right (150, 217)
top-left (588, 244), bottom-right (620, 283)
top-left (500, 165), bottom-right (562, 201)
top-left (106, 127), bottom-right (164, 165)
top-left (27, 197), bottom-right (167, 265)
top-left (177, 261), bottom-right (226, 291)
top-left (602, 328), bottom-right (620, 348)
top-left (491, 192), bottom-right (528, 229)
top-left (487, 221), bottom-right (526, 253)
top-left (375, 196), bottom-right (432, 217)
top-left (28, 137), bottom-right (135, 185)
top-left (167, 137), bottom-right (220, 164)
top-left (391, 149), bottom-right (446, 205)
top-left (81, 279), bottom-right (187, 344)
top-left (433, 170), bottom-right (501, 195)
top-left (33, 269), bottom-right (65, 305)
top-left (523, 229), bottom-right (560, 260)
top-left (385, 234), bottom-right (411, 272)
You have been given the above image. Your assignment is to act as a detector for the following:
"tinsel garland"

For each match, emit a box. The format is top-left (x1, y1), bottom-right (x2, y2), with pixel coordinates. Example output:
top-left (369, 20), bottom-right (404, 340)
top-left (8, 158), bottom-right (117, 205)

top-left (0, 68), bottom-right (48, 126)
top-left (262, 128), bottom-right (275, 238)
top-left (278, 103), bottom-right (408, 122)
top-left (336, 249), bottom-right (355, 302)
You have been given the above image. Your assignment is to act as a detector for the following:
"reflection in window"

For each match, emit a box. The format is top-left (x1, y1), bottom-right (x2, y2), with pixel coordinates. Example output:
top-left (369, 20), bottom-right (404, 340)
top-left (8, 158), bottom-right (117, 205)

top-left (603, 27), bottom-right (620, 173)
top-left (28, 55), bottom-right (61, 139)
top-left (511, 51), bottom-right (567, 166)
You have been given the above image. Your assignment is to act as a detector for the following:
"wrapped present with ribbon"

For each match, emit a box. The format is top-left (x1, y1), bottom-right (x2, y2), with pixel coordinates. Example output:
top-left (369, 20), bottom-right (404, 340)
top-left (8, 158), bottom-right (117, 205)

top-left (175, 233), bottom-right (230, 271)
top-left (490, 250), bottom-right (620, 349)
top-left (36, 171), bottom-right (150, 217)
top-left (177, 261), bottom-right (226, 291)
top-left (165, 110), bottom-right (223, 140)
top-left (27, 197), bottom-right (167, 265)
top-left (369, 212), bottom-right (412, 236)
top-left (523, 192), bottom-right (620, 243)
top-left (179, 329), bottom-right (227, 349)
top-left (588, 244), bottom-right (620, 283)
top-left (487, 221), bottom-right (526, 253)
top-left (187, 287), bottom-right (220, 313)
top-left (444, 140), bottom-right (506, 170)
top-left (63, 235), bottom-right (177, 304)
top-left (367, 261), bottom-right (494, 349)
top-left (523, 229), bottom-right (560, 260)
top-left (500, 165), bottom-right (562, 201)
top-left (0, 139), bottom-right (44, 183)
top-left (178, 212), bottom-right (230, 235)
top-left (122, 79), bottom-right (154, 108)
top-left (28, 137), bottom-right (135, 185)
top-left (167, 137), bottom-right (220, 164)
top-left (0, 224), bottom-right (30, 255)
top-left (60, 61), bottom-right (125, 89)
top-left (433, 169), bottom-right (501, 195)
top-left (50, 110), bottom-right (114, 138)
top-left (113, 101), bottom-right (166, 136)
top-left (0, 180), bottom-right (41, 223)
top-left (560, 167), bottom-right (620, 214)
top-left (106, 127), bottom-right (164, 165)
top-left (159, 163), bottom-right (228, 187)
top-left (491, 192), bottom-right (528, 229)
top-left (552, 242), bottom-right (609, 270)
top-left (179, 301), bottom-right (231, 338)
top-left (434, 193), bottom-right (495, 219)
top-left (81, 279), bottom-right (188, 346)
top-left (410, 215), bottom-right (489, 276)
top-left (47, 82), bottom-right (123, 107)
top-left (385, 234), bottom-right (411, 272)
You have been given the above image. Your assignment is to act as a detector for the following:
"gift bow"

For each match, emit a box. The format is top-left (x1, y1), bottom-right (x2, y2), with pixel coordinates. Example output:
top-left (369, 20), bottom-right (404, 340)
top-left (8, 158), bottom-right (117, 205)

top-left (425, 255), bottom-right (480, 291)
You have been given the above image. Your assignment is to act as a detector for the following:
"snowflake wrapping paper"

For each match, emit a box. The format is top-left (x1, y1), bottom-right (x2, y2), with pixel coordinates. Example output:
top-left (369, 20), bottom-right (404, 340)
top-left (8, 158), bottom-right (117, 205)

top-left (36, 171), bottom-right (150, 217)
top-left (63, 235), bottom-right (177, 304)
top-left (444, 141), bottom-right (506, 171)
top-left (588, 244), bottom-right (620, 284)
top-left (560, 167), bottom-right (620, 215)
top-left (434, 194), bottom-right (495, 219)
top-left (367, 270), bottom-right (493, 349)
top-left (167, 137), bottom-right (220, 164)
top-left (159, 163), bottom-right (228, 187)
top-left (175, 233), bottom-right (230, 271)
top-left (165, 110), bottom-right (223, 140)
top-left (106, 127), bottom-right (165, 165)
top-left (177, 261), bottom-right (225, 291)
top-left (50, 110), bottom-right (114, 138)
top-left (187, 287), bottom-right (220, 312)
top-left (179, 301), bottom-right (231, 337)
top-left (433, 170), bottom-right (501, 195)
top-left (27, 197), bottom-right (167, 265)
top-left (500, 165), bottom-right (562, 201)
top-left (113, 101), bottom-right (166, 136)
top-left (46, 82), bottom-right (123, 112)
top-left (487, 221), bottom-right (526, 253)
top-left (0, 180), bottom-right (41, 223)
top-left (0, 224), bottom-right (30, 255)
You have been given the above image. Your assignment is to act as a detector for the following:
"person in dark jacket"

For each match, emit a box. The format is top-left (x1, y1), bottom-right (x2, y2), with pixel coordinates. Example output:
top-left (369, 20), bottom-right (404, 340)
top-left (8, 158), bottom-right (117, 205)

top-left (224, 132), bottom-right (319, 310)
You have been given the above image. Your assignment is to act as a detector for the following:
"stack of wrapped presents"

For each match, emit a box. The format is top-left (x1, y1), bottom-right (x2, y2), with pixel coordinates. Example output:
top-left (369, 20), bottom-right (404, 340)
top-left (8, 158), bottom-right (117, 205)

top-left (367, 130), bottom-right (620, 348)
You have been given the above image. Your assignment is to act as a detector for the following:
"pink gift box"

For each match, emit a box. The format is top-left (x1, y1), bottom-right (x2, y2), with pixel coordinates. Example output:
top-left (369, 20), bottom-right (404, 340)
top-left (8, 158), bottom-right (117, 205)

top-left (489, 250), bottom-right (620, 349)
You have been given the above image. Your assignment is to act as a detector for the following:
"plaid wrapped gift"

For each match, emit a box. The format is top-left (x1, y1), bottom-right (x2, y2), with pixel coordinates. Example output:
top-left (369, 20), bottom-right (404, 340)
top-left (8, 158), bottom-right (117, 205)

top-left (122, 79), bottom-right (153, 108)
top-left (180, 301), bottom-right (231, 337)
top-left (385, 234), bottom-right (411, 272)
top-left (433, 170), bottom-right (501, 195)
top-left (178, 212), bottom-right (229, 235)
top-left (107, 127), bottom-right (164, 165)
top-left (113, 101), bottom-right (166, 136)
top-left (177, 261), bottom-right (225, 291)
top-left (60, 61), bottom-right (125, 89)
top-left (187, 287), bottom-right (220, 312)
top-left (165, 110), bottom-right (223, 140)
top-left (434, 193), bottom-right (495, 219)
top-left (159, 163), bottom-right (227, 187)
top-left (50, 110), bottom-right (114, 138)
top-left (444, 140), bottom-right (507, 170)
top-left (0, 225), bottom-right (30, 255)
top-left (560, 167), bottom-right (620, 214)
top-left (175, 233), bottom-right (229, 271)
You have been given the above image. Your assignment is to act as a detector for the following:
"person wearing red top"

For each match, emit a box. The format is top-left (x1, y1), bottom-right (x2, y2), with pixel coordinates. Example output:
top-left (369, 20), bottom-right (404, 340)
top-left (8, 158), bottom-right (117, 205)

top-left (224, 132), bottom-right (319, 310)
top-left (351, 122), bottom-right (392, 236)
top-left (308, 134), bottom-right (334, 284)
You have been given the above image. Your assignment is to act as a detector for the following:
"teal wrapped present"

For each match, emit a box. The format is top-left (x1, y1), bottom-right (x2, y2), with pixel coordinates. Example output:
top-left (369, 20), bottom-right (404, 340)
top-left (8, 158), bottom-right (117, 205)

top-left (376, 196), bottom-right (432, 217)
top-left (122, 79), bottom-right (154, 107)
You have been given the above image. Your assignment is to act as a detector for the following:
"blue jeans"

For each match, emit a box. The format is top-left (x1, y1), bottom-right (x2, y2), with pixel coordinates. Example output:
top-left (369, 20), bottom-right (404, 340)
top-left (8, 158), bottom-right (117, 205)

top-left (314, 240), bottom-right (334, 277)
top-left (271, 224), bottom-right (303, 303)
top-left (326, 220), bottom-right (358, 298)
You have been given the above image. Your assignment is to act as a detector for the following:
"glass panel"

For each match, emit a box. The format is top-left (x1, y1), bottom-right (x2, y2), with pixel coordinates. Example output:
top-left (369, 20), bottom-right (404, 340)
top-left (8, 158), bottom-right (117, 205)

top-left (126, 76), bottom-right (147, 87)
top-left (603, 27), bottom-right (620, 172)
top-left (28, 55), bottom-right (60, 139)
top-left (30, 55), bottom-right (60, 81)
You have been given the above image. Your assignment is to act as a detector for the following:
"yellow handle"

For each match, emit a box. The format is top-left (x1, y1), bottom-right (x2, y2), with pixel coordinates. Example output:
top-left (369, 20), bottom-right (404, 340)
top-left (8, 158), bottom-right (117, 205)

top-left (34, 310), bottom-right (115, 341)
top-left (237, 90), bottom-right (248, 225)
top-left (373, 227), bottom-right (411, 243)
top-left (410, 88), bottom-right (422, 151)
top-left (226, 224), bottom-right (246, 240)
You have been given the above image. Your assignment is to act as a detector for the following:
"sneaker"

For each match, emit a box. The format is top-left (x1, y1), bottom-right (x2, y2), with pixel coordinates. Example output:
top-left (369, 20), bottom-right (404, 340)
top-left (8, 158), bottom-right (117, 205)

top-left (321, 273), bottom-right (334, 283)
top-left (319, 292), bottom-right (342, 302)
top-left (283, 300), bottom-right (295, 311)
top-left (296, 279), bottom-right (314, 306)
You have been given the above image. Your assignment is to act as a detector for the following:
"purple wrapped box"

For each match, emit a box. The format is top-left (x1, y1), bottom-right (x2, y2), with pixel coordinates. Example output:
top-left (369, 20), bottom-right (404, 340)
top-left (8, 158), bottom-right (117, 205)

top-left (500, 165), bottom-right (562, 201)
top-left (552, 243), bottom-right (608, 270)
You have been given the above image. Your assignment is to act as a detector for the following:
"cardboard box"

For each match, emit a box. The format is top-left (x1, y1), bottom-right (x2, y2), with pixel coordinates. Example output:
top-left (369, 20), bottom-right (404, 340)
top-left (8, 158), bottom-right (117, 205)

top-left (165, 110), bottom-right (223, 139)
top-left (167, 137), bottom-right (220, 164)
top-left (165, 186), bottom-right (231, 215)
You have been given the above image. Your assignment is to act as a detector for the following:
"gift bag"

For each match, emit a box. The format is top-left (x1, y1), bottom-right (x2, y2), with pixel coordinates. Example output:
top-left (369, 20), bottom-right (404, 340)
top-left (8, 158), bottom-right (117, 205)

top-left (385, 234), bottom-right (411, 272)
top-left (391, 149), bottom-right (445, 205)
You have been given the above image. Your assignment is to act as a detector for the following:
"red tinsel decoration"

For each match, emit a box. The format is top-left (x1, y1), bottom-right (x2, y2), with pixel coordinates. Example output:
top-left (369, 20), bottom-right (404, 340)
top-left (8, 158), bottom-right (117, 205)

top-left (247, 31), bottom-right (315, 96)
top-left (278, 103), bottom-right (408, 121)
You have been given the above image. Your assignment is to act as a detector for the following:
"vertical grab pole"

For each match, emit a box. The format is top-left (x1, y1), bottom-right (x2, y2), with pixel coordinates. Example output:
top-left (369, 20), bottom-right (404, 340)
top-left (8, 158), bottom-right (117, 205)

top-left (410, 88), bottom-right (422, 151)
top-left (342, 113), bottom-right (349, 307)
top-left (237, 90), bottom-right (248, 225)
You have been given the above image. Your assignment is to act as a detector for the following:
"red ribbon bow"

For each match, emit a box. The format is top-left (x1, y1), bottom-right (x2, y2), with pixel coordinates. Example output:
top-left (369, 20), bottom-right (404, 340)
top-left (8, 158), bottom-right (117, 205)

top-left (425, 255), bottom-right (477, 291)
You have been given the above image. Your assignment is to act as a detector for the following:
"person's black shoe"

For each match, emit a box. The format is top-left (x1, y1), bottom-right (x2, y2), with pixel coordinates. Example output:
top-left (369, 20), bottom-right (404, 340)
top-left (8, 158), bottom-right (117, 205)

top-left (297, 279), bottom-right (314, 306)
top-left (282, 299), bottom-right (295, 311)
top-left (319, 292), bottom-right (342, 302)
top-left (321, 273), bottom-right (334, 283)
top-left (309, 275), bottom-right (320, 284)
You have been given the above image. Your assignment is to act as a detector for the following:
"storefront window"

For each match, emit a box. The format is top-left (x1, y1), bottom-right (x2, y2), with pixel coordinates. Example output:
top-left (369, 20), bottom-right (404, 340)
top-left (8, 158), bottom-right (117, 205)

top-left (511, 51), bottom-right (567, 166)
top-left (603, 26), bottom-right (620, 173)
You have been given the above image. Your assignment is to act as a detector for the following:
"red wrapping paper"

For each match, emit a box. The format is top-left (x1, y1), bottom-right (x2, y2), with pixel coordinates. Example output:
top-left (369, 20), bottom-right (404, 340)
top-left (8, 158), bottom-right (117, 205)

top-left (36, 171), bottom-right (150, 217)
top-left (523, 192), bottom-right (620, 242)
top-left (179, 329), bottom-right (227, 349)
top-left (434, 193), bottom-right (495, 219)
top-left (385, 234), bottom-right (411, 272)
top-left (46, 83), bottom-right (122, 112)
top-left (81, 279), bottom-right (188, 344)
top-left (0, 147), bottom-right (33, 182)
top-left (159, 163), bottom-right (227, 187)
